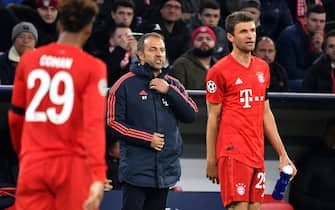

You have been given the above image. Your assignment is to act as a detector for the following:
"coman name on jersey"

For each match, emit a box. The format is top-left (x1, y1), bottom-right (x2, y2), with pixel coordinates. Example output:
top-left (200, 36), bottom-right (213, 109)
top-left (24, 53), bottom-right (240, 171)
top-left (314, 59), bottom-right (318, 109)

top-left (40, 55), bottom-right (73, 69)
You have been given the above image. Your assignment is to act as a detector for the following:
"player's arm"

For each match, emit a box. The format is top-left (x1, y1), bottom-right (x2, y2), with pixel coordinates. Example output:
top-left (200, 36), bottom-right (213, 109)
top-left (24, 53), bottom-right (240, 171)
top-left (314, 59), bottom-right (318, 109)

top-left (83, 60), bottom-right (107, 183)
top-left (8, 59), bottom-right (26, 154)
top-left (263, 100), bottom-right (297, 178)
top-left (206, 101), bottom-right (221, 184)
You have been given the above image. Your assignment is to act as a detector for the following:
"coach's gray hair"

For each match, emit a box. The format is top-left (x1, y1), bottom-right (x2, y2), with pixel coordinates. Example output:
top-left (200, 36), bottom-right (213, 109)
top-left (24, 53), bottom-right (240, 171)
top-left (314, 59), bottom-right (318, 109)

top-left (137, 32), bottom-right (165, 52)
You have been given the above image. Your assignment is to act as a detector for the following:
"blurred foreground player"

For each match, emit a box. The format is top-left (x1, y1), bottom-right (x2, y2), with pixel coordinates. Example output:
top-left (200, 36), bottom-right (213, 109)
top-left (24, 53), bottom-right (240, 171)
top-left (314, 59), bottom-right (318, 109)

top-left (205, 11), bottom-right (297, 210)
top-left (8, 0), bottom-right (108, 209)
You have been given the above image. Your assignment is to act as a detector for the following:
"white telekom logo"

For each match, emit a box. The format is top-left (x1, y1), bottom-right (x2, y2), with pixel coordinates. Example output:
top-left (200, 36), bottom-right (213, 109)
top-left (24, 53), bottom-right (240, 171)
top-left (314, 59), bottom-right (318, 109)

top-left (240, 89), bottom-right (264, 108)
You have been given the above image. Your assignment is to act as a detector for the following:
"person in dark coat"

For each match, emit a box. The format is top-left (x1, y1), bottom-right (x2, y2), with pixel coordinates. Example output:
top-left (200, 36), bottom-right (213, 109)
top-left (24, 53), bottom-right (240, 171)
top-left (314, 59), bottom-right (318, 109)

top-left (0, 21), bottom-right (38, 85)
top-left (171, 26), bottom-right (217, 90)
top-left (107, 32), bottom-right (198, 210)
top-left (254, 36), bottom-right (289, 92)
top-left (302, 29), bottom-right (335, 93)
top-left (137, 0), bottom-right (191, 65)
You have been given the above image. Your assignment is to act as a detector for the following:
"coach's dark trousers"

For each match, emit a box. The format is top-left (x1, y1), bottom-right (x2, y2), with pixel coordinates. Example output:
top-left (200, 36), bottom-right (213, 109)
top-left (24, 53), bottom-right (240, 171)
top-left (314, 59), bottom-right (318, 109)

top-left (121, 182), bottom-right (169, 210)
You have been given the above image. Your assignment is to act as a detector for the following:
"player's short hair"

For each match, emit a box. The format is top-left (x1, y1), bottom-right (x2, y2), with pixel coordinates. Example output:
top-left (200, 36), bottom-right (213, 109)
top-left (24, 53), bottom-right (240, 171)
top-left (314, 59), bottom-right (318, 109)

top-left (225, 11), bottom-right (254, 35)
top-left (137, 32), bottom-right (164, 52)
top-left (57, 0), bottom-right (98, 33)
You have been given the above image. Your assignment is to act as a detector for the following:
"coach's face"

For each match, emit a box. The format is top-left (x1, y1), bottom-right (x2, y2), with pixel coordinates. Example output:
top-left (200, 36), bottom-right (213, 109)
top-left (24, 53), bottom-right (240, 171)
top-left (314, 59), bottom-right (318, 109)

top-left (139, 36), bottom-right (166, 71)
top-left (228, 21), bottom-right (256, 53)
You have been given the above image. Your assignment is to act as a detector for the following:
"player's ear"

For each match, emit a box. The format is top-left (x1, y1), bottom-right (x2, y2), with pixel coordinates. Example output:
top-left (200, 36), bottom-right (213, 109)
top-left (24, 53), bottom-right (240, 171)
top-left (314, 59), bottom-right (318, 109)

top-left (227, 32), bottom-right (234, 43)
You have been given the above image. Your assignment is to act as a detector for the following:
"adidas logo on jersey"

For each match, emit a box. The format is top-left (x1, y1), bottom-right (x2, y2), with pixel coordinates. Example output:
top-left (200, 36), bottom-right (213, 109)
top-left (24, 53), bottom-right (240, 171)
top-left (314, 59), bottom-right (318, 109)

top-left (235, 77), bottom-right (243, 85)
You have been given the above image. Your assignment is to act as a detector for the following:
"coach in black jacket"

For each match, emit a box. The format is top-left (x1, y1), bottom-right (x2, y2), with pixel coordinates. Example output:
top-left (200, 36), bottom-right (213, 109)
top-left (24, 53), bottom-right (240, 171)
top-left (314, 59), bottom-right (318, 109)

top-left (107, 32), bottom-right (198, 210)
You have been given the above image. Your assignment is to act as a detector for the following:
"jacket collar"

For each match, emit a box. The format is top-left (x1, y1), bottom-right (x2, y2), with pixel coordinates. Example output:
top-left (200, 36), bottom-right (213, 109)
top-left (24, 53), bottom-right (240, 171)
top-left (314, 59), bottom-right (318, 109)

top-left (130, 62), bottom-right (169, 80)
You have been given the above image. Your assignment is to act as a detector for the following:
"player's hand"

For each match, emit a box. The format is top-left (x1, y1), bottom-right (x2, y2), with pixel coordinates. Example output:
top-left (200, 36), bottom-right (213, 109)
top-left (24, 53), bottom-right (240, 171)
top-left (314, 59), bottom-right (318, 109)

top-left (206, 160), bottom-right (219, 184)
top-left (149, 78), bottom-right (169, 94)
top-left (104, 179), bottom-right (113, 191)
top-left (83, 181), bottom-right (104, 210)
top-left (279, 155), bottom-right (297, 180)
top-left (150, 132), bottom-right (165, 151)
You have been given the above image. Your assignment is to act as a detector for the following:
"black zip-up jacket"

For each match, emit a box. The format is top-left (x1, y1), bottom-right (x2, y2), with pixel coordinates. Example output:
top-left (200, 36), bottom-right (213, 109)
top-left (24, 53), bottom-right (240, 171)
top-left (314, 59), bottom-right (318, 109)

top-left (107, 63), bottom-right (198, 188)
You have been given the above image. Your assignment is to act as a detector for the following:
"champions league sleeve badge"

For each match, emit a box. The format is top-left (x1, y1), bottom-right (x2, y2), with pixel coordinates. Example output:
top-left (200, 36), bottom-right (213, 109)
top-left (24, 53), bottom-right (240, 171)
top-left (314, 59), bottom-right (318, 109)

top-left (207, 80), bottom-right (217, 93)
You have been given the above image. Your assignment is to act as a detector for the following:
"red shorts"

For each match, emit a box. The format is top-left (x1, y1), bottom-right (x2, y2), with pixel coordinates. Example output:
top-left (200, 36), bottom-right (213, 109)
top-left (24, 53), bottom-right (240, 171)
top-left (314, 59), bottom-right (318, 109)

top-left (218, 156), bottom-right (265, 207)
top-left (15, 156), bottom-right (93, 210)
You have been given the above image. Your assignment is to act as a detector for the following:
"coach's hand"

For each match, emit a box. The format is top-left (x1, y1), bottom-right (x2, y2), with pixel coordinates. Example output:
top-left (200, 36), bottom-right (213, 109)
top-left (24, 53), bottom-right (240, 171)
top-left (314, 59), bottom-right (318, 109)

top-left (83, 181), bottom-right (105, 210)
top-left (151, 132), bottom-right (165, 151)
top-left (149, 78), bottom-right (169, 94)
top-left (206, 160), bottom-right (219, 184)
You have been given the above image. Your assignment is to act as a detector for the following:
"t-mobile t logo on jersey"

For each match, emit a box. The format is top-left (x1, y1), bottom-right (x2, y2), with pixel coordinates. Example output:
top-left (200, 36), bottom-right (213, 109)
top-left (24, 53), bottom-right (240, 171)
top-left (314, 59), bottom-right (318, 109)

top-left (240, 89), bottom-right (252, 108)
top-left (240, 89), bottom-right (265, 108)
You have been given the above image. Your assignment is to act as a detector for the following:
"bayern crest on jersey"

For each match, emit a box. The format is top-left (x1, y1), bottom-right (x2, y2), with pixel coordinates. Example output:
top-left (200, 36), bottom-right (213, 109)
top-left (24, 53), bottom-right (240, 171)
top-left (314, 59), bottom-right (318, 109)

top-left (256, 72), bottom-right (265, 83)
top-left (207, 80), bottom-right (217, 93)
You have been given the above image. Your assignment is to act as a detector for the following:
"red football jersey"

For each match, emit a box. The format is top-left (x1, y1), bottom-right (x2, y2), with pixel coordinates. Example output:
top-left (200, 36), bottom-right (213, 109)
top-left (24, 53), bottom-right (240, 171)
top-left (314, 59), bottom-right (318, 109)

top-left (206, 54), bottom-right (270, 168)
top-left (10, 43), bottom-right (107, 182)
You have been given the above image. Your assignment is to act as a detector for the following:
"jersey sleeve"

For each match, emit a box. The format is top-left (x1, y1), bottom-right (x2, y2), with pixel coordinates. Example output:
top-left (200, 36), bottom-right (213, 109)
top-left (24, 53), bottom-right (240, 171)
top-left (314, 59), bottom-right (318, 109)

top-left (206, 65), bottom-right (225, 104)
top-left (82, 59), bottom-right (107, 183)
top-left (8, 55), bottom-right (27, 154)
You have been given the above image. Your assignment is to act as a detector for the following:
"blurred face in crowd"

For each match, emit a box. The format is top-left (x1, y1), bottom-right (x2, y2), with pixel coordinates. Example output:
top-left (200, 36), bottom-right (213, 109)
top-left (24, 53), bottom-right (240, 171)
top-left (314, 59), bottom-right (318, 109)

top-left (305, 12), bottom-right (326, 34)
top-left (37, 6), bottom-right (58, 24)
top-left (254, 38), bottom-right (276, 64)
top-left (240, 7), bottom-right (260, 23)
top-left (192, 32), bottom-right (216, 58)
top-left (13, 32), bottom-right (36, 56)
top-left (111, 6), bottom-right (134, 27)
top-left (311, 31), bottom-right (324, 52)
top-left (325, 36), bottom-right (335, 62)
top-left (109, 27), bottom-right (132, 46)
top-left (198, 8), bottom-right (220, 27)
top-left (138, 36), bottom-right (166, 71)
top-left (228, 21), bottom-right (256, 53)
top-left (160, 0), bottom-right (182, 23)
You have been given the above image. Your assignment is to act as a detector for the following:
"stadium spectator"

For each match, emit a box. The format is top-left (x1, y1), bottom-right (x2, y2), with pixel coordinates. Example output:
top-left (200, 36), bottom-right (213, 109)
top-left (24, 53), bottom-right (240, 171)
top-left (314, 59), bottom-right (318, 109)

top-left (238, 0), bottom-right (266, 38)
top-left (0, 6), bottom-right (18, 54)
top-left (8, 0), bottom-right (107, 209)
top-left (34, 0), bottom-right (59, 46)
top-left (138, 0), bottom-right (191, 65)
top-left (86, 0), bottom-right (136, 56)
top-left (7, 0), bottom-right (58, 47)
top-left (289, 118), bottom-right (335, 210)
top-left (0, 21), bottom-right (37, 85)
top-left (205, 11), bottom-right (296, 210)
top-left (107, 32), bottom-right (198, 210)
top-left (254, 36), bottom-right (288, 91)
top-left (171, 26), bottom-right (217, 89)
top-left (259, 0), bottom-right (294, 41)
top-left (100, 24), bottom-right (138, 87)
top-left (187, 0), bottom-right (229, 59)
top-left (302, 29), bottom-right (335, 92)
top-left (216, 0), bottom-right (244, 27)
top-left (285, 0), bottom-right (323, 24)
top-left (276, 4), bottom-right (326, 91)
